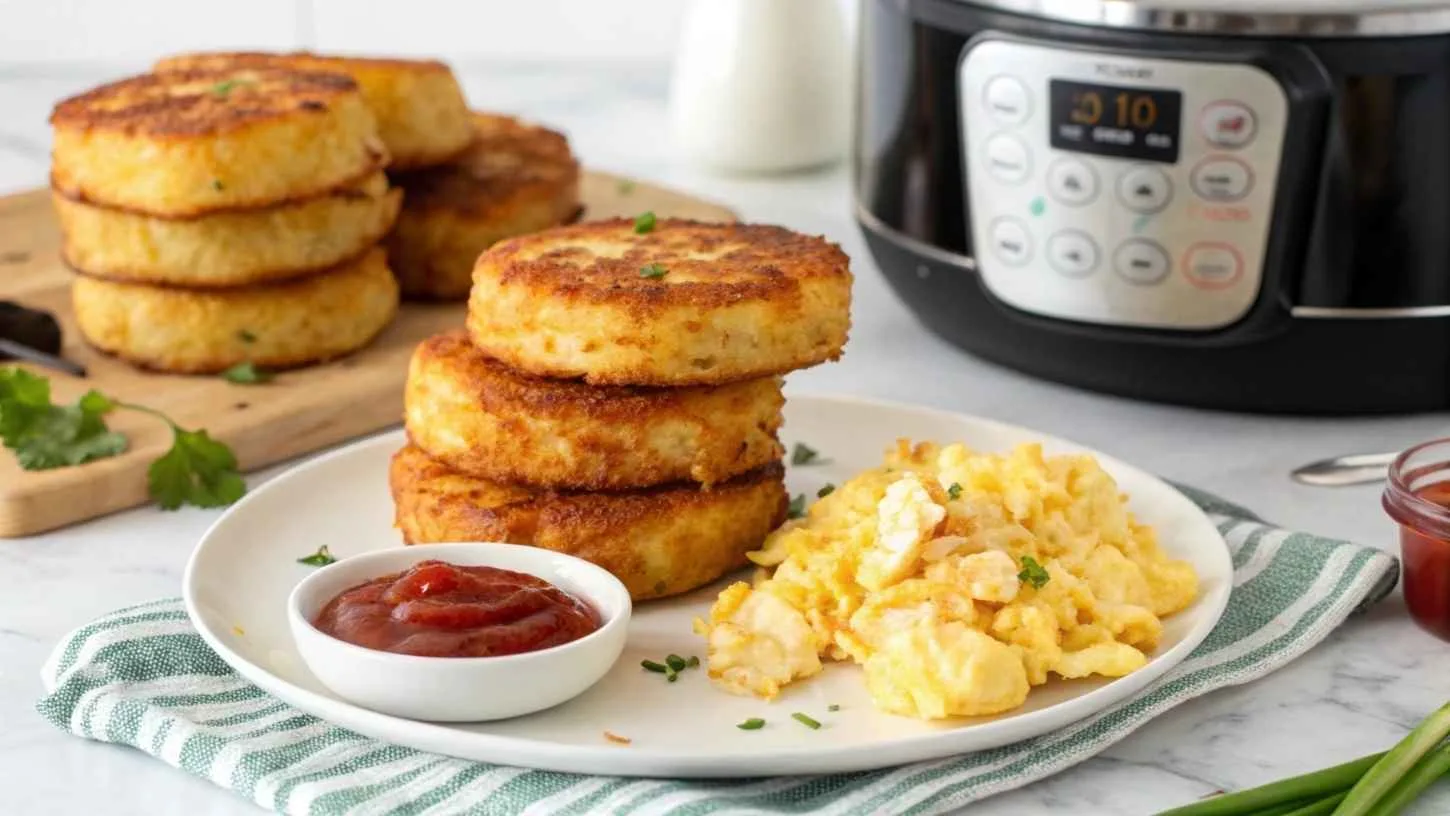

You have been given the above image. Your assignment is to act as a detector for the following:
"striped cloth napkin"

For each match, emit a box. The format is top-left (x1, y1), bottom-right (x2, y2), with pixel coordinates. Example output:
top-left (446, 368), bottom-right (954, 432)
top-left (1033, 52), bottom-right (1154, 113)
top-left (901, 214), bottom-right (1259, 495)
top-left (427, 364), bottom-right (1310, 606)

top-left (37, 488), bottom-right (1398, 816)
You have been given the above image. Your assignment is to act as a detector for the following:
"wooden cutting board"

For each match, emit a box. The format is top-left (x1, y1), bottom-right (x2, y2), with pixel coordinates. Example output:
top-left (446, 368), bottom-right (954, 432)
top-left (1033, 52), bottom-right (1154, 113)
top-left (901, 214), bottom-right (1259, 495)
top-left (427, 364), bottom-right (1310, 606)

top-left (0, 172), bottom-right (735, 537)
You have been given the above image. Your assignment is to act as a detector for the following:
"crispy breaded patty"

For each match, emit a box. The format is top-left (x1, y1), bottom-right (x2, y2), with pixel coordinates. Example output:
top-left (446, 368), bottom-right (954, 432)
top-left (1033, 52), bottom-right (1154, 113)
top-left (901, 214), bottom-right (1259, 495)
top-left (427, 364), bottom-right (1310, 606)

top-left (405, 332), bottom-right (784, 489)
top-left (386, 113), bottom-right (581, 299)
top-left (466, 219), bottom-right (853, 385)
top-left (51, 68), bottom-right (385, 217)
top-left (157, 52), bottom-right (472, 170)
top-left (72, 248), bottom-right (399, 373)
top-left (390, 444), bottom-right (787, 600)
top-left (55, 172), bottom-right (401, 288)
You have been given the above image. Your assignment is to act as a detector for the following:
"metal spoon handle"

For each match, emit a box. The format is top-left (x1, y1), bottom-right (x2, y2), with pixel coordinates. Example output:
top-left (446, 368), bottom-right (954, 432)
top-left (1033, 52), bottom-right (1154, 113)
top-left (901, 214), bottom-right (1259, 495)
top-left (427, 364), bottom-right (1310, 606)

top-left (1291, 451), bottom-right (1399, 487)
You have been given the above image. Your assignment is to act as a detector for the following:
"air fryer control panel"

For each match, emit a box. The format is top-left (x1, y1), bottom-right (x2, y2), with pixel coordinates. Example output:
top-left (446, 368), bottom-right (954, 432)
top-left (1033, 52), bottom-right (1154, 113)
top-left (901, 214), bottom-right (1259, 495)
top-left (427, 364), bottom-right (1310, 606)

top-left (960, 39), bottom-right (1287, 330)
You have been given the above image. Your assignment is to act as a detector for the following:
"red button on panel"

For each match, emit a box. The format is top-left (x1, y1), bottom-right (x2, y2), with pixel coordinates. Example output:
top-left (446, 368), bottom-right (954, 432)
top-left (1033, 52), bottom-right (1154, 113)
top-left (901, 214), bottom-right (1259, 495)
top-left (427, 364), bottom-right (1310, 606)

top-left (1182, 242), bottom-right (1244, 290)
top-left (1199, 100), bottom-right (1258, 149)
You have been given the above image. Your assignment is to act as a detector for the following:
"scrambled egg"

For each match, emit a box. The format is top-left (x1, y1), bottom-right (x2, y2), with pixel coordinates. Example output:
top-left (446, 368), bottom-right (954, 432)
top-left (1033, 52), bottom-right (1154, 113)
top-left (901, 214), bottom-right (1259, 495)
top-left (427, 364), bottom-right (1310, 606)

top-left (694, 440), bottom-right (1200, 719)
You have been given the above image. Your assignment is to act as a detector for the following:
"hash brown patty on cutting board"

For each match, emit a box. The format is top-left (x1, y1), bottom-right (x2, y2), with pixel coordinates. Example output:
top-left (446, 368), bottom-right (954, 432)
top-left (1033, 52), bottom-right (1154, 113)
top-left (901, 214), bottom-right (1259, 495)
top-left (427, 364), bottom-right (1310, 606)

top-left (156, 51), bottom-right (472, 170)
top-left (71, 248), bottom-right (399, 373)
top-left (54, 172), bottom-right (401, 288)
top-left (386, 113), bottom-right (580, 299)
top-left (50, 68), bottom-right (385, 217)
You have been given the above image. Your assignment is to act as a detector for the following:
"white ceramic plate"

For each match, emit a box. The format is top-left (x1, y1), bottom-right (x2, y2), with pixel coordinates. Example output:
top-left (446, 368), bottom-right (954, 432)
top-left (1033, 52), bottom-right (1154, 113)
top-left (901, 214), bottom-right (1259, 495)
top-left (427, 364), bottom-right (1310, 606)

top-left (184, 394), bottom-right (1232, 778)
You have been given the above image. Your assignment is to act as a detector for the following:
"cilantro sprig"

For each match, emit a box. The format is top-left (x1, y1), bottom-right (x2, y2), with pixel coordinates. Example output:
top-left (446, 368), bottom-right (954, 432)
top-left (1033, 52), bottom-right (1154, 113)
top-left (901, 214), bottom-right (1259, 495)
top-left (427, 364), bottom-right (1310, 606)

top-left (1018, 556), bottom-right (1050, 589)
top-left (0, 369), bottom-right (126, 469)
top-left (0, 367), bottom-right (245, 510)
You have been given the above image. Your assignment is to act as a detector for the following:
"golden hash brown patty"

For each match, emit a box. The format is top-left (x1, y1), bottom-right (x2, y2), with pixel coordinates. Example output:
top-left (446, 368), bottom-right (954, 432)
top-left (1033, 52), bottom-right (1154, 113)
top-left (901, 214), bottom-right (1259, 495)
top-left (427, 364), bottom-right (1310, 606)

top-left (466, 218), bottom-right (853, 385)
top-left (405, 332), bottom-right (784, 489)
top-left (72, 248), bottom-right (399, 373)
top-left (386, 112), bottom-right (581, 299)
top-left (390, 444), bottom-right (788, 600)
top-left (55, 172), bottom-right (401, 288)
top-left (157, 52), bottom-right (472, 170)
top-left (51, 68), bottom-right (385, 217)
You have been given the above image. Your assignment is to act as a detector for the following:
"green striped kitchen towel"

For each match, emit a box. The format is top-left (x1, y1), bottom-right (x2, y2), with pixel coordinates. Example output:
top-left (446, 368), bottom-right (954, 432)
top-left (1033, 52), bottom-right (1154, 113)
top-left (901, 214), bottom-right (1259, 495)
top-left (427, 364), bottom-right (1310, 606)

top-left (37, 488), bottom-right (1398, 816)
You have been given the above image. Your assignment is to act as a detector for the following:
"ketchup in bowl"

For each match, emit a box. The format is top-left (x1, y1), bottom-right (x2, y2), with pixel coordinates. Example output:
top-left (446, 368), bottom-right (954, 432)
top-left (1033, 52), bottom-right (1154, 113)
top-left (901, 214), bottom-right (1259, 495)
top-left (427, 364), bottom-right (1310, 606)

top-left (313, 560), bottom-right (602, 657)
top-left (1383, 439), bottom-right (1450, 642)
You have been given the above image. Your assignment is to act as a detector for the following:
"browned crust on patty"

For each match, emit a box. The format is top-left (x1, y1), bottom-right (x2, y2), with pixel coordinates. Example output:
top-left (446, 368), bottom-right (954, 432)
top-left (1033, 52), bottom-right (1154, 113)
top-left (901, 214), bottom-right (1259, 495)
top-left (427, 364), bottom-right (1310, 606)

top-left (479, 218), bottom-right (851, 310)
top-left (50, 68), bottom-right (359, 136)
top-left (391, 113), bottom-right (579, 216)
top-left (404, 332), bottom-right (785, 488)
top-left (390, 444), bottom-right (788, 600)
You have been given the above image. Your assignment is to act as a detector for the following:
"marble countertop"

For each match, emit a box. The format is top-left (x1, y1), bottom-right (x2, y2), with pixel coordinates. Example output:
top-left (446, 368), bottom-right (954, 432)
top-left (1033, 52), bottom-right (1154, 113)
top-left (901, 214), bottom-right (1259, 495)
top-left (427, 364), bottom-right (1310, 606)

top-left (3, 59), bottom-right (1449, 815)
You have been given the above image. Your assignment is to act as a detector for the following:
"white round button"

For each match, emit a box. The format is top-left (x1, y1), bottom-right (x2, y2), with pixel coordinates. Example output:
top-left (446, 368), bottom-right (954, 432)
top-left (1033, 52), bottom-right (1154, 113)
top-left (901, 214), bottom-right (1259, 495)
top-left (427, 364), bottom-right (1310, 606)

top-left (1183, 242), bottom-right (1244, 289)
top-left (1047, 158), bottom-right (1098, 206)
top-left (1047, 231), bottom-right (1099, 278)
top-left (989, 218), bottom-right (1033, 266)
top-left (983, 75), bottom-right (1031, 125)
top-left (1113, 239), bottom-right (1171, 285)
top-left (1192, 157), bottom-right (1254, 201)
top-left (984, 134), bottom-right (1031, 184)
top-left (1200, 101), bottom-right (1257, 149)
top-left (1117, 165), bottom-right (1174, 214)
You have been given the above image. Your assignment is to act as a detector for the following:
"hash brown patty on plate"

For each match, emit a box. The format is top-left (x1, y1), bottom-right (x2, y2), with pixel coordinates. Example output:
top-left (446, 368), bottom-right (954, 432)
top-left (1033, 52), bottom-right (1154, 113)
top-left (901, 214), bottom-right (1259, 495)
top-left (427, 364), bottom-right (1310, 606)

top-left (404, 332), bottom-right (784, 489)
top-left (390, 443), bottom-right (788, 601)
top-left (466, 218), bottom-right (853, 385)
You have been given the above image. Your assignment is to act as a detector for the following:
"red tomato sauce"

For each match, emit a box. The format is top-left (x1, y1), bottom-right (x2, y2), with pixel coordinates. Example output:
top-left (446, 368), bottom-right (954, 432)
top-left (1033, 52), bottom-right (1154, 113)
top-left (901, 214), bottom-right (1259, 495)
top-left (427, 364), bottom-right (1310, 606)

top-left (313, 560), bottom-right (602, 657)
top-left (1398, 482), bottom-right (1450, 642)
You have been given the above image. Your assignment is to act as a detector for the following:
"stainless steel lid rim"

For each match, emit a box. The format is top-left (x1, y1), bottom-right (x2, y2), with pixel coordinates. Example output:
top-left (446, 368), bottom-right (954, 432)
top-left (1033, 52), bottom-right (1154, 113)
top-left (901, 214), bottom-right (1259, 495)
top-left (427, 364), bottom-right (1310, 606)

top-left (952, 0), bottom-right (1450, 37)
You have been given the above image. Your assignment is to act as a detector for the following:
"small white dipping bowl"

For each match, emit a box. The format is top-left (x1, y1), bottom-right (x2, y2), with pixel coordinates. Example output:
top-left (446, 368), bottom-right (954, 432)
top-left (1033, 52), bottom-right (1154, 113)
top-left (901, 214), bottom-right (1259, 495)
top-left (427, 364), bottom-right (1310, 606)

top-left (287, 542), bottom-right (631, 722)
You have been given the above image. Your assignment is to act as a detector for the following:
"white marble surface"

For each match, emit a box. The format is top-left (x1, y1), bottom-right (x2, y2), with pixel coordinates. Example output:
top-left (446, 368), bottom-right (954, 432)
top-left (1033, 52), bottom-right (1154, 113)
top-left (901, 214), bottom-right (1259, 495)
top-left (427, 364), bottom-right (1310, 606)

top-left (2, 59), bottom-right (1450, 815)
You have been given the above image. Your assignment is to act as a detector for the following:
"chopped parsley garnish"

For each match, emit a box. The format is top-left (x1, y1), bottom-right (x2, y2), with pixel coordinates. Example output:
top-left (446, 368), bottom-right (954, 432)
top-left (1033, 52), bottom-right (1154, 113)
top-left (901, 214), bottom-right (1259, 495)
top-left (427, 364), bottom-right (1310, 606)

top-left (666, 654), bottom-right (687, 672)
top-left (737, 718), bottom-right (766, 730)
top-left (211, 79), bottom-right (241, 97)
top-left (787, 493), bottom-right (807, 519)
top-left (297, 545), bottom-right (337, 567)
top-left (827, 704), bottom-right (840, 712)
top-left (1018, 556), bottom-right (1050, 589)
top-left (791, 442), bottom-right (826, 466)
top-left (633, 211), bottom-right (657, 234)
top-left (792, 712), bottom-right (822, 730)
top-left (211, 179), bottom-right (225, 192)
top-left (817, 483), bottom-right (835, 498)
top-left (221, 362), bottom-right (272, 385)
top-left (641, 659), bottom-right (668, 674)
top-left (639, 263), bottom-right (668, 279)
top-left (687, 655), bottom-right (700, 668)
top-left (617, 179), bottom-right (636, 195)
top-left (237, 329), bottom-right (257, 344)
top-left (0, 367), bottom-right (245, 510)
top-left (666, 669), bottom-right (679, 683)
top-left (947, 482), bottom-right (963, 500)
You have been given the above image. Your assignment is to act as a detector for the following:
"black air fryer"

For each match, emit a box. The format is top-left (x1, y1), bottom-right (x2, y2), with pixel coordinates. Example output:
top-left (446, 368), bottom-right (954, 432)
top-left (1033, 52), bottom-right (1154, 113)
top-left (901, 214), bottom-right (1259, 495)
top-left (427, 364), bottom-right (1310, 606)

top-left (854, 0), bottom-right (1450, 413)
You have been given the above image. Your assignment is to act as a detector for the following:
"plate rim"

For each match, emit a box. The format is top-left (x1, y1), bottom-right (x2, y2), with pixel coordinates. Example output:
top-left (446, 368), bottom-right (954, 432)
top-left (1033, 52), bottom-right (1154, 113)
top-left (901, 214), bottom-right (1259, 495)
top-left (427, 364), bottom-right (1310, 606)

top-left (183, 392), bottom-right (1233, 777)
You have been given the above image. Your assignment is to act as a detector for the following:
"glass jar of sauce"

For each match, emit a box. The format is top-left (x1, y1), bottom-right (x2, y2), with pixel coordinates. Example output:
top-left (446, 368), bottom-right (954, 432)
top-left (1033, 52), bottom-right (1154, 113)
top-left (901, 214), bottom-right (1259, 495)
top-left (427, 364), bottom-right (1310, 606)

top-left (1383, 439), bottom-right (1450, 641)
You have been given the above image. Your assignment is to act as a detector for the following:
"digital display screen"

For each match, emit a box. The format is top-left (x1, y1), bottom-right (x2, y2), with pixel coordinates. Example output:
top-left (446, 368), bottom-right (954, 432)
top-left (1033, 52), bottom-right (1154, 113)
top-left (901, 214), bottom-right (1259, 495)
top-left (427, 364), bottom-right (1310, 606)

top-left (1049, 79), bottom-right (1182, 164)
